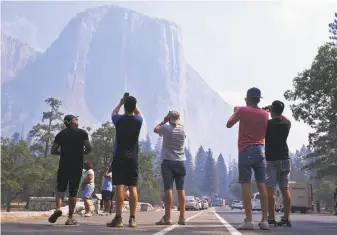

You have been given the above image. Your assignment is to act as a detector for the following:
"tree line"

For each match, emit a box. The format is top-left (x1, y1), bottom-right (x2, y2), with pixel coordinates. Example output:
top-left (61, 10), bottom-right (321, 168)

top-left (1, 98), bottom-right (161, 211)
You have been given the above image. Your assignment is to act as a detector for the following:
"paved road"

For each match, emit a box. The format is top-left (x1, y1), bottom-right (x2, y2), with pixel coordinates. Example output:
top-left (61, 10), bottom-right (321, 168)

top-left (2, 208), bottom-right (337, 235)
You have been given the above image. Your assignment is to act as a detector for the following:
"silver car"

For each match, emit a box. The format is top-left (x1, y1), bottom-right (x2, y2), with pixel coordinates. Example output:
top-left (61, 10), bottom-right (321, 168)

top-left (185, 196), bottom-right (199, 210)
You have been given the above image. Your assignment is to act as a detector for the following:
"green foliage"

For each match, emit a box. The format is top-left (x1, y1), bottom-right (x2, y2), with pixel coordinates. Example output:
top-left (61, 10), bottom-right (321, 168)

top-left (313, 180), bottom-right (337, 207)
top-left (285, 44), bottom-right (337, 177)
top-left (141, 133), bottom-right (152, 155)
top-left (1, 138), bottom-right (58, 211)
top-left (28, 98), bottom-right (64, 157)
top-left (195, 146), bottom-right (207, 193)
top-left (216, 153), bottom-right (228, 198)
top-left (84, 122), bottom-right (115, 193)
top-left (138, 152), bottom-right (161, 204)
top-left (185, 147), bottom-right (196, 194)
top-left (202, 149), bottom-right (217, 195)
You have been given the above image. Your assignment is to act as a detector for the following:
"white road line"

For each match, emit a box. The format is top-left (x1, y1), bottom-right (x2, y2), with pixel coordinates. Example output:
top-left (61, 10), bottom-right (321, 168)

top-left (152, 211), bottom-right (204, 235)
top-left (214, 211), bottom-right (243, 235)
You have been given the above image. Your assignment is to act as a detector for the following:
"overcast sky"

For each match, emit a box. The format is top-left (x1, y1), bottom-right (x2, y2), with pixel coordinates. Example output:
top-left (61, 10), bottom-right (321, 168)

top-left (115, 0), bottom-right (335, 152)
top-left (2, 0), bottom-right (336, 152)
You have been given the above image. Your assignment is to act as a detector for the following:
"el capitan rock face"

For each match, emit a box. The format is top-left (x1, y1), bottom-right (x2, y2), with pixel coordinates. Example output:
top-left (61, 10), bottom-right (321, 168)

top-left (1, 5), bottom-right (237, 155)
top-left (1, 33), bottom-right (40, 83)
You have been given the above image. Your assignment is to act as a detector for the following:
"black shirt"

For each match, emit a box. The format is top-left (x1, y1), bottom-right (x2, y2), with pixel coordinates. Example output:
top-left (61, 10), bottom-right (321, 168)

top-left (54, 127), bottom-right (89, 170)
top-left (265, 118), bottom-right (291, 161)
top-left (112, 114), bottom-right (143, 160)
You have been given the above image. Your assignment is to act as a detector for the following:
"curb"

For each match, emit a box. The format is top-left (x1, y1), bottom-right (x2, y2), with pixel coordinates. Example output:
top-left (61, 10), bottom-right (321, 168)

top-left (1, 211), bottom-right (53, 218)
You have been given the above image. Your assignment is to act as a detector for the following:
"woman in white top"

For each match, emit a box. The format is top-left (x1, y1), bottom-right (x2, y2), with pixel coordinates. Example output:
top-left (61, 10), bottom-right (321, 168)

top-left (80, 161), bottom-right (95, 217)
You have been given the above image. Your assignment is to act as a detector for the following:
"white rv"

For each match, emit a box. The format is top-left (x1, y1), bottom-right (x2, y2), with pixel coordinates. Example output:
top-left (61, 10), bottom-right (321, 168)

top-left (276, 181), bottom-right (312, 214)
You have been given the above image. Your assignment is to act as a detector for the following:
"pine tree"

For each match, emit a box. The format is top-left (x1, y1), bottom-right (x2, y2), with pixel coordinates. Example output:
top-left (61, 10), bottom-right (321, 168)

top-left (202, 148), bottom-right (217, 196)
top-left (216, 153), bottom-right (227, 198)
top-left (195, 146), bottom-right (207, 193)
top-left (141, 133), bottom-right (152, 154)
top-left (153, 137), bottom-right (163, 192)
top-left (185, 147), bottom-right (195, 193)
top-left (28, 98), bottom-right (63, 157)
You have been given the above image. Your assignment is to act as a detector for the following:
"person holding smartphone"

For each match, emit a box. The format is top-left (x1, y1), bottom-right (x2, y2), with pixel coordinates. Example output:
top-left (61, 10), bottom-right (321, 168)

top-left (264, 101), bottom-right (292, 227)
top-left (107, 93), bottom-right (143, 228)
top-left (154, 111), bottom-right (186, 226)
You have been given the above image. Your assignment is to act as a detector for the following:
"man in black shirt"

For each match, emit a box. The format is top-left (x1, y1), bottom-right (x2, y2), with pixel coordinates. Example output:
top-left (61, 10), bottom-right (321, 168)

top-left (48, 115), bottom-right (92, 225)
top-left (265, 101), bottom-right (292, 226)
top-left (107, 95), bottom-right (143, 228)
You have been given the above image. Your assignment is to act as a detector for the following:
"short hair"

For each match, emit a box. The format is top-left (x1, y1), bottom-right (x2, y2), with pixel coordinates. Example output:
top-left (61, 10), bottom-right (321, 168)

top-left (124, 96), bottom-right (137, 113)
top-left (271, 100), bottom-right (285, 115)
top-left (169, 111), bottom-right (180, 123)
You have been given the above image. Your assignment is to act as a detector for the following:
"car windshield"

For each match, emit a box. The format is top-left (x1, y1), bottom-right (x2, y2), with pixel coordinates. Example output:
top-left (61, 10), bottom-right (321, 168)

top-left (233, 200), bottom-right (240, 203)
top-left (186, 196), bottom-right (195, 200)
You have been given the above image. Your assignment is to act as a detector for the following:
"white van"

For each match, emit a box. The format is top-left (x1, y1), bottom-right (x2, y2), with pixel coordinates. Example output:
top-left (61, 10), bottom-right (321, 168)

top-left (276, 181), bottom-right (312, 214)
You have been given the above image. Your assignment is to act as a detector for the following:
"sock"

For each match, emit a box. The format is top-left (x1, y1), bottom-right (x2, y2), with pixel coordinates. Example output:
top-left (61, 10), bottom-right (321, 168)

top-left (130, 215), bottom-right (135, 219)
top-left (115, 215), bottom-right (122, 219)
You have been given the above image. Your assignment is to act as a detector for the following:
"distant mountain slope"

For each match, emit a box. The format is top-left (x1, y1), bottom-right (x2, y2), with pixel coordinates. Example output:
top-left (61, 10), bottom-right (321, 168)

top-left (1, 33), bottom-right (40, 83)
top-left (1, 5), bottom-right (237, 155)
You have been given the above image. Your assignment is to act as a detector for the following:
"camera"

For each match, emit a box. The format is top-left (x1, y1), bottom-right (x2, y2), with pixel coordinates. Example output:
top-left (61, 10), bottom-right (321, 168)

top-left (124, 92), bottom-right (129, 98)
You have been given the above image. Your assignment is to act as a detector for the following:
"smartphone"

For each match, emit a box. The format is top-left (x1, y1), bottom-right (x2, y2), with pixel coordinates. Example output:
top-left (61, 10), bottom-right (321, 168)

top-left (124, 92), bottom-right (129, 98)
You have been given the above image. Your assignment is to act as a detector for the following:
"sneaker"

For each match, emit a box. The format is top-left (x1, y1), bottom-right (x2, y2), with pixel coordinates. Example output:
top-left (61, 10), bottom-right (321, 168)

top-left (48, 209), bottom-right (62, 223)
top-left (65, 217), bottom-right (78, 225)
top-left (84, 212), bottom-right (92, 217)
top-left (237, 221), bottom-right (255, 230)
top-left (107, 216), bottom-right (123, 227)
top-left (277, 217), bottom-right (292, 227)
top-left (259, 221), bottom-right (270, 230)
top-left (156, 216), bottom-right (173, 225)
top-left (178, 217), bottom-right (186, 225)
top-left (129, 217), bottom-right (137, 228)
top-left (268, 217), bottom-right (277, 225)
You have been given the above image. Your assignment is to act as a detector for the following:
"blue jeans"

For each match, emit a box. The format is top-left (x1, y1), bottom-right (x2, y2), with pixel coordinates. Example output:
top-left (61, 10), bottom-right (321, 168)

top-left (238, 145), bottom-right (266, 183)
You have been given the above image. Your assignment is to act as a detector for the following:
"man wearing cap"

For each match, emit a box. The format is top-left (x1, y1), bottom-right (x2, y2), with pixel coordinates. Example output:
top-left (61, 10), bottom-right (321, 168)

top-left (226, 88), bottom-right (270, 230)
top-left (107, 94), bottom-right (143, 228)
top-left (49, 115), bottom-right (92, 225)
top-left (154, 111), bottom-right (186, 226)
top-left (264, 101), bottom-right (292, 226)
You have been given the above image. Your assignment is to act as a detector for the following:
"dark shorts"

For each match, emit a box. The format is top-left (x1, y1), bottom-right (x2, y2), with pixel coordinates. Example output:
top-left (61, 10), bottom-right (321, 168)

top-left (111, 158), bottom-right (138, 186)
top-left (56, 167), bottom-right (82, 197)
top-left (161, 160), bottom-right (186, 191)
top-left (102, 190), bottom-right (115, 200)
top-left (238, 145), bottom-right (266, 183)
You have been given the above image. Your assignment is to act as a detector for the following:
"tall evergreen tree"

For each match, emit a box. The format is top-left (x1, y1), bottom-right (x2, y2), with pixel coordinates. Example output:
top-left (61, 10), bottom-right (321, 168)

top-left (141, 133), bottom-right (152, 154)
top-left (202, 148), bottom-right (217, 196)
top-left (28, 98), bottom-right (63, 157)
top-left (153, 137), bottom-right (163, 192)
top-left (195, 146), bottom-right (207, 193)
top-left (216, 153), bottom-right (227, 198)
top-left (185, 147), bottom-right (195, 193)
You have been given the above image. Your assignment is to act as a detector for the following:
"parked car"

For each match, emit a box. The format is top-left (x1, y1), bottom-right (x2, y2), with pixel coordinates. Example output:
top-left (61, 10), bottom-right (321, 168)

top-left (196, 197), bottom-right (202, 210)
top-left (179, 196), bottom-right (200, 210)
top-left (251, 193), bottom-right (261, 211)
top-left (201, 200), bottom-right (209, 210)
top-left (231, 200), bottom-right (243, 210)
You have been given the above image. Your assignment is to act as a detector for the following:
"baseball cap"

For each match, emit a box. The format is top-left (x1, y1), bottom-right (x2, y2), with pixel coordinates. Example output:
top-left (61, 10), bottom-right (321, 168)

top-left (247, 87), bottom-right (263, 98)
top-left (64, 114), bottom-right (79, 124)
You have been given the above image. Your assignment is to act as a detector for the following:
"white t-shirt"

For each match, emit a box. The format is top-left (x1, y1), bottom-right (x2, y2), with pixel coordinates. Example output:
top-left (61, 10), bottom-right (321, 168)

top-left (82, 169), bottom-right (95, 184)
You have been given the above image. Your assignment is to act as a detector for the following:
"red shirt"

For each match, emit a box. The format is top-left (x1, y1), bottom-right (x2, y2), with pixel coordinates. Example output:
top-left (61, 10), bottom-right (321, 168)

top-left (229, 106), bottom-right (269, 152)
